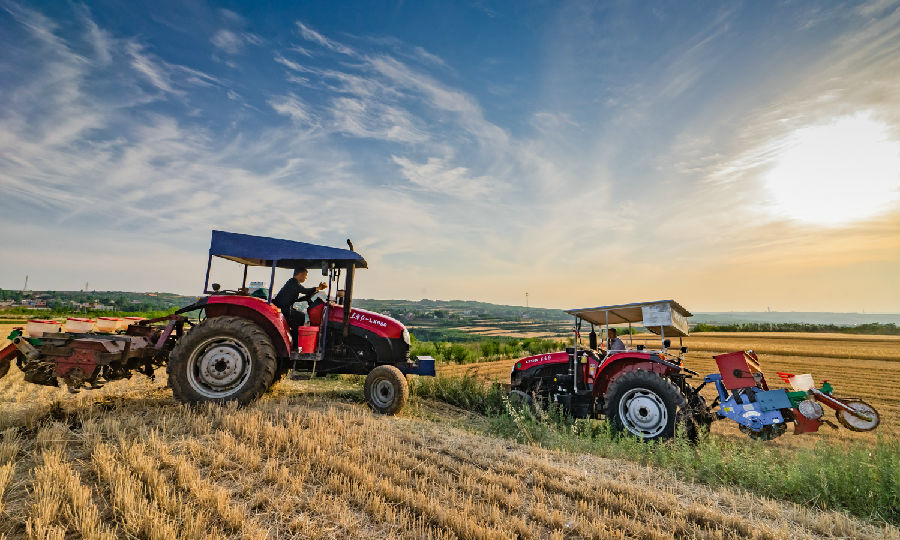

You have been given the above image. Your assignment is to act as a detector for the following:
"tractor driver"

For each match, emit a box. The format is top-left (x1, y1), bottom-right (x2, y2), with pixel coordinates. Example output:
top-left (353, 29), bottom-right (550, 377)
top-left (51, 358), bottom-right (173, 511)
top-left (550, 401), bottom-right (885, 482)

top-left (273, 267), bottom-right (327, 347)
top-left (606, 328), bottom-right (626, 352)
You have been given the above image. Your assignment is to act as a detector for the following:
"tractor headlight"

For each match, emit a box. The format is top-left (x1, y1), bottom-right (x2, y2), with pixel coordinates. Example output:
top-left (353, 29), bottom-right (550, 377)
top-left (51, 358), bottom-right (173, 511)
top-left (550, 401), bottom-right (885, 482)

top-left (402, 327), bottom-right (410, 345)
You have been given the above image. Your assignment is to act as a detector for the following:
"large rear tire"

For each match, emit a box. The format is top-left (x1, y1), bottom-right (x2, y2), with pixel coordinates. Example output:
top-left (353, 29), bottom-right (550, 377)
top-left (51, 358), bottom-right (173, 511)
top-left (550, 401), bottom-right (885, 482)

top-left (270, 363), bottom-right (290, 389)
top-left (167, 316), bottom-right (276, 405)
top-left (364, 365), bottom-right (408, 415)
top-left (605, 370), bottom-right (687, 441)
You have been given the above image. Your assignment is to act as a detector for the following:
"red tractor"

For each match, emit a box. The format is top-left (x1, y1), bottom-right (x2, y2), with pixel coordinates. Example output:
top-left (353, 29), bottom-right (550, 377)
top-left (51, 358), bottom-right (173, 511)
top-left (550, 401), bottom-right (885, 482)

top-left (510, 300), bottom-right (712, 440)
top-left (510, 300), bottom-right (881, 442)
top-left (1, 231), bottom-right (434, 414)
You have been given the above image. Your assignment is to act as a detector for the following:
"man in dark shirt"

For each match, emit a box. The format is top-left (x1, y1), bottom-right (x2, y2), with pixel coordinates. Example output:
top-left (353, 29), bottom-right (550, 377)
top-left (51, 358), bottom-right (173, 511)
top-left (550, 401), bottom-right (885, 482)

top-left (273, 267), bottom-right (327, 349)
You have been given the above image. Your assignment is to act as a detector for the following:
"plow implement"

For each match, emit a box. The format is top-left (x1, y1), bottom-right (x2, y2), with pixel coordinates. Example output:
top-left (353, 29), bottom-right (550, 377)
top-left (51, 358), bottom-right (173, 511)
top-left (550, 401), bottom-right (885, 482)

top-left (1, 316), bottom-right (184, 393)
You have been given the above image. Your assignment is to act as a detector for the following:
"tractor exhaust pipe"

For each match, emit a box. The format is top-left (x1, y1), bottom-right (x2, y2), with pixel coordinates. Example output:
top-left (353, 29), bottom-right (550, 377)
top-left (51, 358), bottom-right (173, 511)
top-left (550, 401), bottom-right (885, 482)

top-left (343, 265), bottom-right (354, 338)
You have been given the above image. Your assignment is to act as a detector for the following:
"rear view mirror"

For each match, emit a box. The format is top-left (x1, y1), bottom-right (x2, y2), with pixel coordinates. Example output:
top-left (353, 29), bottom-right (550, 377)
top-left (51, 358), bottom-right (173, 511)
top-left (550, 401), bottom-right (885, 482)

top-left (211, 283), bottom-right (221, 292)
top-left (588, 331), bottom-right (598, 350)
top-left (637, 344), bottom-right (644, 351)
top-left (663, 339), bottom-right (671, 348)
top-left (681, 346), bottom-right (688, 353)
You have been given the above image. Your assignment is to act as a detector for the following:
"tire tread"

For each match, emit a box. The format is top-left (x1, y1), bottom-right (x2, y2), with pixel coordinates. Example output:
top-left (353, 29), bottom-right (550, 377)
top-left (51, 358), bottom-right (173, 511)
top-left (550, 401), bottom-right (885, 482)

top-left (167, 316), bottom-right (276, 405)
top-left (604, 369), bottom-right (688, 441)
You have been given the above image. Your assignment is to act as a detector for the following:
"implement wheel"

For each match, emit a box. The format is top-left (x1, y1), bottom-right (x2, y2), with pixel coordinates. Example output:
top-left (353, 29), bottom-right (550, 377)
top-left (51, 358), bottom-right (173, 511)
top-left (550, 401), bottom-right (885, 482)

top-left (364, 365), bottom-right (408, 415)
top-left (605, 370), bottom-right (687, 441)
top-left (167, 316), bottom-right (276, 405)
top-left (0, 356), bottom-right (10, 380)
top-left (835, 399), bottom-right (880, 432)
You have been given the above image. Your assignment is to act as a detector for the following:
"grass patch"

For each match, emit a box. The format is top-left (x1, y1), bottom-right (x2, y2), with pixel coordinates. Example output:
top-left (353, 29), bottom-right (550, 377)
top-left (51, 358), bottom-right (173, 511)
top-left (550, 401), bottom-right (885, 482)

top-left (408, 373), bottom-right (507, 415)
top-left (409, 374), bottom-right (900, 526)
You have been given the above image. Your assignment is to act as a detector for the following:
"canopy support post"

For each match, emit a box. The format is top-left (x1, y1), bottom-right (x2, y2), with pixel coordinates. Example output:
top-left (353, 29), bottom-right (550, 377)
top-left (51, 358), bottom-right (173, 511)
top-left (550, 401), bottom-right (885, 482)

top-left (203, 253), bottom-right (212, 294)
top-left (605, 311), bottom-right (609, 351)
top-left (572, 317), bottom-right (580, 393)
top-left (267, 261), bottom-right (277, 303)
top-left (314, 267), bottom-right (334, 377)
top-left (241, 265), bottom-right (248, 290)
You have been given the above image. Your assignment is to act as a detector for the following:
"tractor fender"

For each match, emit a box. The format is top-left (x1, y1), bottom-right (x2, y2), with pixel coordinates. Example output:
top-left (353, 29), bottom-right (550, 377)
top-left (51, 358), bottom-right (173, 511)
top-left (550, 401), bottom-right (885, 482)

top-left (203, 297), bottom-right (292, 358)
top-left (592, 355), bottom-right (681, 398)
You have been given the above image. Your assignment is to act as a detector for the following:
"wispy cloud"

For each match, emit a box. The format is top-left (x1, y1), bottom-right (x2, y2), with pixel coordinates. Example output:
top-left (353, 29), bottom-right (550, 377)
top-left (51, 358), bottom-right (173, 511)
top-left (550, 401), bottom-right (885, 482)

top-left (392, 156), bottom-right (494, 198)
top-left (268, 94), bottom-right (317, 127)
top-left (296, 21), bottom-right (356, 56)
top-left (126, 42), bottom-right (179, 94)
top-left (210, 29), bottom-right (260, 54)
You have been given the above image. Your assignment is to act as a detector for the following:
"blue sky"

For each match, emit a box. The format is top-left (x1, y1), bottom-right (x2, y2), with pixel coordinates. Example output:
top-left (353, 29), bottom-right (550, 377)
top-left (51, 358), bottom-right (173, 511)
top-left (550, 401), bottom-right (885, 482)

top-left (1, 0), bottom-right (898, 312)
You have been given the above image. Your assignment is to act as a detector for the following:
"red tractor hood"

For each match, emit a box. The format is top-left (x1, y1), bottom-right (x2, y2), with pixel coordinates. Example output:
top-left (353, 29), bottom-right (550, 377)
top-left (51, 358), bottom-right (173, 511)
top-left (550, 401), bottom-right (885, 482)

top-left (513, 351), bottom-right (570, 371)
top-left (324, 304), bottom-right (405, 339)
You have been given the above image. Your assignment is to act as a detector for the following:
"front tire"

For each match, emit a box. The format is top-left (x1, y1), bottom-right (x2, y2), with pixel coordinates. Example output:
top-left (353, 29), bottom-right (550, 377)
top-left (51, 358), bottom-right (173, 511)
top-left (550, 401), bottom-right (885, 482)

top-left (167, 316), bottom-right (276, 405)
top-left (605, 370), bottom-right (687, 441)
top-left (364, 365), bottom-right (408, 415)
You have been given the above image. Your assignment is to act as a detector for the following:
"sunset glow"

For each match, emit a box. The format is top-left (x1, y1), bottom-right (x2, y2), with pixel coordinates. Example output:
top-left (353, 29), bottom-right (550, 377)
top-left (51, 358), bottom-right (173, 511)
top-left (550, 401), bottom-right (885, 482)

top-left (764, 112), bottom-right (900, 226)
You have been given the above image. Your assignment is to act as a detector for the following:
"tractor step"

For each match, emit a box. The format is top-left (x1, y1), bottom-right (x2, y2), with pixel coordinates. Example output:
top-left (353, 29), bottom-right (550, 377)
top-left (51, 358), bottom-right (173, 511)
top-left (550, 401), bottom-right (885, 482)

top-left (289, 371), bottom-right (313, 381)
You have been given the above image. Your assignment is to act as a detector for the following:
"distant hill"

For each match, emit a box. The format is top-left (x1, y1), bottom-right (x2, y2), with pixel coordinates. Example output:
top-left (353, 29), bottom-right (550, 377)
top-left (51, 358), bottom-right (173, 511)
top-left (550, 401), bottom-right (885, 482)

top-left (4, 291), bottom-right (897, 327)
top-left (354, 298), bottom-right (570, 322)
top-left (690, 311), bottom-right (900, 326)
top-left (354, 299), bottom-right (899, 326)
top-left (0, 289), bottom-right (196, 313)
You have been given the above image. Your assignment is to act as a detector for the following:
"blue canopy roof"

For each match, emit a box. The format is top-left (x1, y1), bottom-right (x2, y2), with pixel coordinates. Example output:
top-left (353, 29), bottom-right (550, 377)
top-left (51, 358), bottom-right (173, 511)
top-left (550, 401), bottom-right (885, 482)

top-left (209, 230), bottom-right (367, 269)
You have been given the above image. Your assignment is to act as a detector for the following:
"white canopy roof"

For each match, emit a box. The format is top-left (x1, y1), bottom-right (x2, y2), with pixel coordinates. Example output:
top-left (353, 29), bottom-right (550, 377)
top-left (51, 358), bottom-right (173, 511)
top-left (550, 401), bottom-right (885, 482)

top-left (565, 300), bottom-right (693, 337)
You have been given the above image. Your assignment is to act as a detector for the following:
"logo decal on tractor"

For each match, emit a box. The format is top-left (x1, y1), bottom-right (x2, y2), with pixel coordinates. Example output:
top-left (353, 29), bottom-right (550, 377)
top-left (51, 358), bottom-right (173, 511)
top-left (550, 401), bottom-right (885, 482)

top-left (350, 312), bottom-right (387, 328)
top-left (522, 354), bottom-right (554, 366)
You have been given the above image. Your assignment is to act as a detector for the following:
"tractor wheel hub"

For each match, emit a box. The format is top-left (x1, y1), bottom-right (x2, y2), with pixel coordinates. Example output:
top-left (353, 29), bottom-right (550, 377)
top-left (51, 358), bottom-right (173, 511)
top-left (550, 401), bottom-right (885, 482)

top-left (188, 337), bottom-right (253, 398)
top-left (619, 388), bottom-right (668, 438)
top-left (372, 379), bottom-right (395, 407)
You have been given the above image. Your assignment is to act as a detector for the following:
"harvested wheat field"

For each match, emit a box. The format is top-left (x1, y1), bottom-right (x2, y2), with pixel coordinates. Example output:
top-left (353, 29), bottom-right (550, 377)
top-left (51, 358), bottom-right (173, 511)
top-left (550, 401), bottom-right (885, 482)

top-left (0, 372), bottom-right (897, 540)
top-left (1, 328), bottom-right (898, 539)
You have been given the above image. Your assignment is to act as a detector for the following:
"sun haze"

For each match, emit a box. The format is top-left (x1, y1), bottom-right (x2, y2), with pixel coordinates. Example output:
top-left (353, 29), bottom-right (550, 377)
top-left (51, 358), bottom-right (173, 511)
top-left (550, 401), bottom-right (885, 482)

top-left (0, 1), bottom-right (897, 313)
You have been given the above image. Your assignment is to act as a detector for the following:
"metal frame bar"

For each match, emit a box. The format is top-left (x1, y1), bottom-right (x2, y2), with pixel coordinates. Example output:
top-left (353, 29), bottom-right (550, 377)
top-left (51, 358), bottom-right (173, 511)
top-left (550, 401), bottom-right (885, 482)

top-left (267, 261), bottom-right (277, 303)
top-left (202, 253), bottom-right (213, 293)
top-left (342, 265), bottom-right (354, 338)
top-left (572, 316), bottom-right (579, 392)
top-left (314, 267), bottom-right (335, 374)
top-left (241, 264), bottom-right (248, 290)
